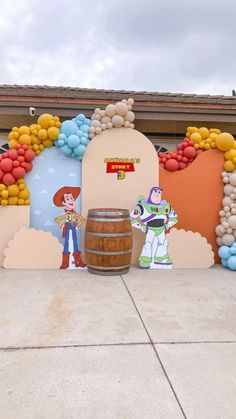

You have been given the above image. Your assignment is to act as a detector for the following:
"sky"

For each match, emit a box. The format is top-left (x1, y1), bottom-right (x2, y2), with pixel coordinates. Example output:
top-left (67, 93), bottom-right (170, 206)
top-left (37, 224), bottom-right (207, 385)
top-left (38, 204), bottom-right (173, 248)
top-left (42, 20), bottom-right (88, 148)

top-left (0, 0), bottom-right (235, 95)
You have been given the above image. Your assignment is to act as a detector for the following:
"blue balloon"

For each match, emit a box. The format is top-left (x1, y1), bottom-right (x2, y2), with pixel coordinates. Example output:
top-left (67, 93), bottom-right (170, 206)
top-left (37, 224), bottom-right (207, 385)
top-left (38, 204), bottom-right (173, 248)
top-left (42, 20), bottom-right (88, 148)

top-left (58, 133), bottom-right (66, 141)
top-left (218, 246), bottom-right (231, 260)
top-left (228, 256), bottom-right (236, 270)
top-left (77, 113), bottom-right (85, 121)
top-left (85, 118), bottom-right (91, 125)
top-left (232, 242), bottom-right (236, 248)
top-left (76, 120), bottom-right (83, 127)
top-left (80, 136), bottom-right (89, 145)
top-left (230, 246), bottom-right (236, 255)
top-left (61, 120), bottom-right (78, 137)
top-left (77, 130), bottom-right (84, 137)
top-left (57, 139), bottom-right (65, 146)
top-left (80, 124), bottom-right (90, 133)
top-left (60, 144), bottom-right (72, 157)
top-left (222, 258), bottom-right (229, 268)
top-left (67, 135), bottom-right (80, 148)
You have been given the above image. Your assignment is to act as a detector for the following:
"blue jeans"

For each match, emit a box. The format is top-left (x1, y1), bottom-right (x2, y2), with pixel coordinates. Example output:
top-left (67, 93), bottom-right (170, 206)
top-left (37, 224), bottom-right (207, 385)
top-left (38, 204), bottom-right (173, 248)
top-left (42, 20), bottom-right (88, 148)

top-left (64, 224), bottom-right (79, 254)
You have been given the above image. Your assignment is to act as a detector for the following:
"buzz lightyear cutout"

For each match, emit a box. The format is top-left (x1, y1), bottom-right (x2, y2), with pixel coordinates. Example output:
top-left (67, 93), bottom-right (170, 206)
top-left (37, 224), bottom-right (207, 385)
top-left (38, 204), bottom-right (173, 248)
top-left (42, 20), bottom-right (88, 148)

top-left (130, 186), bottom-right (178, 269)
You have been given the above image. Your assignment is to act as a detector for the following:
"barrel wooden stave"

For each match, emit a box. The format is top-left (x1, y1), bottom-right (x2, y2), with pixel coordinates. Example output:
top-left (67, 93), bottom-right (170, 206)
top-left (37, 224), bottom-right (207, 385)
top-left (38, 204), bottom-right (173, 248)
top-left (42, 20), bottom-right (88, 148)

top-left (85, 208), bottom-right (132, 275)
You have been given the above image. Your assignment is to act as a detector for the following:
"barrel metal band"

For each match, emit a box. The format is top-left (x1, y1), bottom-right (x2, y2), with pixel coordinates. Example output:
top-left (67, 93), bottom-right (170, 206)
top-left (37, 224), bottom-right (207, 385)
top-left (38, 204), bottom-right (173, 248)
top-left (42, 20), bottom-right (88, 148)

top-left (86, 231), bottom-right (132, 238)
top-left (87, 217), bottom-right (130, 222)
top-left (88, 264), bottom-right (130, 271)
top-left (86, 249), bottom-right (132, 255)
top-left (88, 210), bottom-right (129, 217)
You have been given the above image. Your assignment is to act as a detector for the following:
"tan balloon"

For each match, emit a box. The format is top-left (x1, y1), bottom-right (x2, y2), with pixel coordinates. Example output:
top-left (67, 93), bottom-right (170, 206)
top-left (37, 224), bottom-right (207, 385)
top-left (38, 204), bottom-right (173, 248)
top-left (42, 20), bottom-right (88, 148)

top-left (215, 224), bottom-right (225, 237)
top-left (228, 215), bottom-right (236, 229)
top-left (224, 184), bottom-right (234, 196)
top-left (127, 98), bottom-right (134, 105)
top-left (222, 233), bottom-right (235, 246)
top-left (112, 115), bottom-right (124, 128)
top-left (217, 237), bottom-right (223, 246)
top-left (92, 120), bottom-right (101, 128)
top-left (223, 197), bottom-right (233, 207)
top-left (125, 111), bottom-right (135, 123)
top-left (105, 104), bottom-right (116, 117)
top-left (115, 102), bottom-right (128, 116)
top-left (101, 116), bottom-right (111, 124)
top-left (229, 173), bottom-right (236, 186)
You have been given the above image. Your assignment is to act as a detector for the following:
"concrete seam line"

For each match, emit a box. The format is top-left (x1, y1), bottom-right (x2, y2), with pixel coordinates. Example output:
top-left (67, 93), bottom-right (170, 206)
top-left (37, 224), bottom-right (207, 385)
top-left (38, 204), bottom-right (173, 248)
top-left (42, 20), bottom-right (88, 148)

top-left (0, 342), bottom-right (152, 351)
top-left (121, 275), bottom-right (187, 419)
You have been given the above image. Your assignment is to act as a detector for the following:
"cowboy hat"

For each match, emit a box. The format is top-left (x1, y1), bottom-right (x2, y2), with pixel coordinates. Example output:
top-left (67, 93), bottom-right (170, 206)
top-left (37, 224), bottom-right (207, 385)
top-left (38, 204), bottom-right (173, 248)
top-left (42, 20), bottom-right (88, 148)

top-left (53, 186), bottom-right (81, 207)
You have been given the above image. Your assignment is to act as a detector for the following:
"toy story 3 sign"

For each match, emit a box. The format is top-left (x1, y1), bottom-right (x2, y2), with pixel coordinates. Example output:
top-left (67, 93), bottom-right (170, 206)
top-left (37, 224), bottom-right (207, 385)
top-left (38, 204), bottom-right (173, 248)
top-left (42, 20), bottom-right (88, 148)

top-left (104, 158), bottom-right (140, 180)
top-left (130, 186), bottom-right (178, 269)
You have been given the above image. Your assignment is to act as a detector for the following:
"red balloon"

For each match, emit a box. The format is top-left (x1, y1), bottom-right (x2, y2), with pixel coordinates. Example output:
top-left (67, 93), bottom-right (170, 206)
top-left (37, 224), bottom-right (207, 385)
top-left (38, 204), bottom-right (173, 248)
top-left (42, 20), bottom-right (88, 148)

top-left (0, 158), bottom-right (13, 173)
top-left (3, 173), bottom-right (15, 186)
top-left (170, 152), bottom-right (177, 159)
top-left (17, 156), bottom-right (25, 163)
top-left (0, 169), bottom-right (3, 180)
top-left (25, 162), bottom-right (33, 172)
top-left (22, 144), bottom-right (28, 150)
top-left (18, 148), bottom-right (25, 156)
top-left (12, 167), bottom-right (25, 179)
top-left (188, 140), bottom-right (194, 146)
top-left (178, 162), bottom-right (187, 170)
top-left (165, 158), bottom-right (178, 171)
top-left (183, 146), bottom-right (197, 159)
top-left (162, 158), bottom-right (167, 164)
top-left (13, 160), bottom-right (20, 168)
top-left (21, 162), bottom-right (27, 169)
top-left (178, 150), bottom-right (183, 156)
top-left (8, 149), bottom-right (18, 160)
top-left (2, 152), bottom-right (9, 158)
top-left (182, 156), bottom-right (188, 163)
top-left (176, 155), bottom-right (182, 161)
top-left (15, 144), bottom-right (21, 149)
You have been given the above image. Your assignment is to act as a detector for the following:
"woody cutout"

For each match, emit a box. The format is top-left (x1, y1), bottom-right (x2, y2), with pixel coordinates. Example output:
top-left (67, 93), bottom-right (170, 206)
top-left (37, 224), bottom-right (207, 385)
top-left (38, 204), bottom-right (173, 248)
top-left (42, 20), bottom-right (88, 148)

top-left (53, 186), bottom-right (86, 269)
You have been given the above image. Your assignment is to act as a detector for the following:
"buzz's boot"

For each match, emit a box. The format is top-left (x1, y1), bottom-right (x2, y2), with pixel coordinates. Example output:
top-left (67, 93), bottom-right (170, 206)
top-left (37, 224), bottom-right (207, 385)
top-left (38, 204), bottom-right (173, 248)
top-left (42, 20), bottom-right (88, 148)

top-left (73, 251), bottom-right (87, 268)
top-left (60, 252), bottom-right (70, 269)
top-left (154, 255), bottom-right (172, 265)
top-left (139, 255), bottom-right (152, 269)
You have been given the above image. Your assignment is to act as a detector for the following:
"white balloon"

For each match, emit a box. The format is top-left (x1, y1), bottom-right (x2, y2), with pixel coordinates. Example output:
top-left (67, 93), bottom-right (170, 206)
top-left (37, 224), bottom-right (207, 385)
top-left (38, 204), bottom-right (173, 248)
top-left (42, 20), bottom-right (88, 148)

top-left (224, 184), bottom-right (234, 196)
top-left (127, 98), bottom-right (134, 105)
top-left (115, 102), bottom-right (128, 116)
top-left (95, 108), bottom-right (100, 114)
top-left (223, 177), bottom-right (229, 184)
top-left (100, 110), bottom-right (106, 117)
top-left (105, 104), bottom-right (116, 117)
top-left (223, 197), bottom-right (233, 207)
top-left (127, 105), bottom-right (132, 111)
top-left (222, 221), bottom-right (229, 229)
top-left (101, 123), bottom-right (106, 130)
top-left (226, 228), bottom-right (233, 234)
top-left (223, 206), bottom-right (230, 212)
top-left (129, 123), bottom-right (135, 129)
top-left (89, 133), bottom-right (94, 139)
top-left (231, 208), bottom-right (236, 215)
top-left (90, 126), bottom-right (96, 134)
top-left (91, 113), bottom-right (97, 120)
top-left (107, 122), bottom-right (113, 129)
top-left (92, 120), bottom-right (101, 128)
top-left (215, 224), bottom-right (225, 236)
top-left (95, 127), bottom-right (102, 134)
top-left (230, 193), bottom-right (235, 200)
top-left (228, 215), bottom-right (236, 229)
top-left (125, 111), bottom-right (135, 123)
top-left (217, 237), bottom-right (223, 246)
top-left (226, 213), bottom-right (231, 218)
top-left (94, 114), bottom-right (101, 121)
top-left (229, 173), bottom-right (236, 186)
top-left (219, 210), bottom-right (225, 217)
top-left (101, 116), bottom-right (111, 124)
top-left (121, 99), bottom-right (127, 104)
top-left (222, 171), bottom-right (228, 178)
top-left (112, 115), bottom-right (124, 128)
top-left (222, 233), bottom-right (235, 246)
top-left (124, 121), bottom-right (130, 128)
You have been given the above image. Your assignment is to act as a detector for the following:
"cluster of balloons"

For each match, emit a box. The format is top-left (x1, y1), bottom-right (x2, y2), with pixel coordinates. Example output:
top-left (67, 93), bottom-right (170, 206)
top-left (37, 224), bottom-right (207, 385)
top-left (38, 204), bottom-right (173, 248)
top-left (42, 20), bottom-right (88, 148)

top-left (218, 243), bottom-right (236, 270)
top-left (55, 114), bottom-right (91, 160)
top-left (8, 114), bottom-right (61, 155)
top-left (158, 138), bottom-right (198, 171)
top-left (187, 126), bottom-right (236, 172)
top-left (0, 179), bottom-right (30, 206)
top-left (89, 98), bottom-right (135, 140)
top-left (215, 171), bottom-right (236, 247)
top-left (0, 144), bottom-right (35, 186)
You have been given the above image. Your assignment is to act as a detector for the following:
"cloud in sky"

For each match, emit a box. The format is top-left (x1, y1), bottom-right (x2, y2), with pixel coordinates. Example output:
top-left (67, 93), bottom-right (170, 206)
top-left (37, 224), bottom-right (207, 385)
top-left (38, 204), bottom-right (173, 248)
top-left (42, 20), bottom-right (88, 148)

top-left (0, 0), bottom-right (235, 95)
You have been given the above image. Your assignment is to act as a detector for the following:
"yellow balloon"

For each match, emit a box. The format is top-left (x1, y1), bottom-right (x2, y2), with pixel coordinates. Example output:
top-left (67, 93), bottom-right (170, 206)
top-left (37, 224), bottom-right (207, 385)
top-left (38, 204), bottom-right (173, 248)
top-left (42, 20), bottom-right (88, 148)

top-left (18, 189), bottom-right (30, 200)
top-left (8, 184), bottom-right (19, 197)
top-left (8, 197), bottom-right (18, 205)
top-left (209, 133), bottom-right (218, 140)
top-left (19, 184), bottom-right (25, 191)
top-left (32, 144), bottom-right (39, 151)
top-left (232, 141), bottom-right (236, 150)
top-left (37, 114), bottom-right (53, 129)
top-left (194, 143), bottom-right (199, 149)
top-left (8, 131), bottom-right (14, 141)
top-left (31, 135), bottom-right (40, 145)
top-left (39, 144), bottom-right (45, 151)
top-left (18, 198), bottom-right (25, 206)
top-left (216, 133), bottom-right (234, 151)
top-left (211, 142), bottom-right (216, 148)
top-left (1, 190), bottom-right (9, 199)
top-left (199, 141), bottom-right (205, 148)
top-left (224, 149), bottom-right (236, 160)
top-left (17, 179), bottom-right (25, 185)
top-left (204, 143), bottom-right (210, 149)
top-left (13, 132), bottom-right (19, 140)
top-left (188, 127), bottom-right (198, 134)
top-left (24, 199), bottom-right (30, 205)
top-left (198, 127), bottom-right (209, 139)
top-left (0, 184), bottom-right (6, 192)
top-left (48, 126), bottom-right (59, 140)
top-left (9, 139), bottom-right (17, 149)
top-left (38, 129), bottom-right (48, 140)
top-left (55, 121), bottom-right (61, 128)
top-left (12, 127), bottom-right (18, 132)
top-left (19, 134), bottom-right (31, 146)
top-left (224, 160), bottom-right (235, 172)
top-left (48, 119), bottom-right (56, 127)
top-left (209, 128), bottom-right (221, 135)
top-left (1, 199), bottom-right (8, 206)
top-left (43, 139), bottom-right (54, 147)
top-left (190, 132), bottom-right (202, 143)
top-left (18, 126), bottom-right (30, 135)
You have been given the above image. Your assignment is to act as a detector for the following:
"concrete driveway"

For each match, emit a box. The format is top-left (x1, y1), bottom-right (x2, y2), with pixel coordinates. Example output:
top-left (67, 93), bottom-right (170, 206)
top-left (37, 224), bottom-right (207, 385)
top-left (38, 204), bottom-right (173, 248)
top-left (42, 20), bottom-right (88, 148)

top-left (0, 266), bottom-right (236, 419)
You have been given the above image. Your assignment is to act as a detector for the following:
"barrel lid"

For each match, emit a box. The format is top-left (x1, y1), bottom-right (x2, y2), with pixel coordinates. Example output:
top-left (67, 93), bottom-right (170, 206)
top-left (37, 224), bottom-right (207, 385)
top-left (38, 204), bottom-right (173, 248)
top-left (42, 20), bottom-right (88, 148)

top-left (88, 208), bottom-right (130, 217)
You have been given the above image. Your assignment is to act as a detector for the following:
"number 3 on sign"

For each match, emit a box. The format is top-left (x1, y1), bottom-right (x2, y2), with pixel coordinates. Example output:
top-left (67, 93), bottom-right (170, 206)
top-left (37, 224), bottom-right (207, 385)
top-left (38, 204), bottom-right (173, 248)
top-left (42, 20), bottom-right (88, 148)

top-left (117, 170), bottom-right (125, 180)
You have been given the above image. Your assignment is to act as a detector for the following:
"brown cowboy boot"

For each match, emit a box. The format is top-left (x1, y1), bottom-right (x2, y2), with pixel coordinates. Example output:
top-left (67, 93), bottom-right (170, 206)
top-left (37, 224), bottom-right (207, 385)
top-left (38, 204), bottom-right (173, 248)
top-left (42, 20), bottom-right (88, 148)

top-left (60, 253), bottom-right (70, 269)
top-left (73, 251), bottom-right (86, 268)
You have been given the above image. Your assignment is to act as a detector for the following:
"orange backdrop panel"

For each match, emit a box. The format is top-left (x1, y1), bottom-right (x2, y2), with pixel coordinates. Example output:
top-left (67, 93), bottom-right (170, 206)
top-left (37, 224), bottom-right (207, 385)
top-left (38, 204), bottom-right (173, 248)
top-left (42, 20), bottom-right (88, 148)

top-left (160, 149), bottom-right (224, 263)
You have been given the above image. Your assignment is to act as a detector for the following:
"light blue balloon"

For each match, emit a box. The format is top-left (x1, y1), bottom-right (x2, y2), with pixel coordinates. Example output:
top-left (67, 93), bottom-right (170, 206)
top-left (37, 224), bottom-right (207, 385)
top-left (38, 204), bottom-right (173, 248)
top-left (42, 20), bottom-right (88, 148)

top-left (58, 133), bottom-right (66, 141)
top-left (228, 256), bottom-right (236, 270)
top-left (61, 120), bottom-right (78, 137)
top-left (80, 124), bottom-right (90, 133)
top-left (60, 144), bottom-right (72, 157)
top-left (218, 246), bottom-right (231, 260)
top-left (85, 118), bottom-right (91, 125)
top-left (230, 246), bottom-right (236, 255)
top-left (76, 155), bottom-right (83, 161)
top-left (67, 135), bottom-right (80, 148)
top-left (76, 120), bottom-right (82, 127)
top-left (232, 242), bottom-right (236, 248)
top-left (80, 136), bottom-right (88, 145)
top-left (58, 139), bottom-right (65, 146)
top-left (77, 130), bottom-right (84, 137)
top-left (77, 113), bottom-right (85, 121)
top-left (222, 258), bottom-right (229, 268)
top-left (82, 132), bottom-right (88, 138)
top-left (74, 144), bottom-right (86, 156)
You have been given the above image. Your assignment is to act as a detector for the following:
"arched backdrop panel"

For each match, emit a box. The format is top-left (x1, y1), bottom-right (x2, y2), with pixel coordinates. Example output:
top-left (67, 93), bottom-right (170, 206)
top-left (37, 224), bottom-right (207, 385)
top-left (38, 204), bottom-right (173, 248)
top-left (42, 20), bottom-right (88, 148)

top-left (82, 128), bottom-right (158, 263)
top-left (26, 147), bottom-right (82, 245)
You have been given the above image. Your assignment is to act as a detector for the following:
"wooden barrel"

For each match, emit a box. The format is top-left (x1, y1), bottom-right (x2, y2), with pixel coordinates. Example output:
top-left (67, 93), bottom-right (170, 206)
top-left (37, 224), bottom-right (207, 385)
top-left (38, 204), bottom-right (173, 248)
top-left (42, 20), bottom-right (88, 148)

top-left (85, 208), bottom-right (132, 275)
